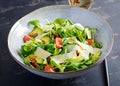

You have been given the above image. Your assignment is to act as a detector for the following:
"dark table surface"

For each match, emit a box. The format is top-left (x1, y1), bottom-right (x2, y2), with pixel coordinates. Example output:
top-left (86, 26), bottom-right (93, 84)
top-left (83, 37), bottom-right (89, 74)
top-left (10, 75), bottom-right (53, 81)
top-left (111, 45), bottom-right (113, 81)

top-left (0, 0), bottom-right (120, 86)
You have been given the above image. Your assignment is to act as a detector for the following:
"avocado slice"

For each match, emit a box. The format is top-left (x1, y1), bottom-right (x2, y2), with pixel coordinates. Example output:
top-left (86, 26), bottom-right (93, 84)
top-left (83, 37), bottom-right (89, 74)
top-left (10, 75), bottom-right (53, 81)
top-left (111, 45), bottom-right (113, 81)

top-left (29, 27), bottom-right (43, 37)
top-left (92, 50), bottom-right (102, 62)
top-left (40, 36), bottom-right (50, 44)
top-left (26, 54), bottom-right (44, 64)
top-left (35, 57), bottom-right (44, 64)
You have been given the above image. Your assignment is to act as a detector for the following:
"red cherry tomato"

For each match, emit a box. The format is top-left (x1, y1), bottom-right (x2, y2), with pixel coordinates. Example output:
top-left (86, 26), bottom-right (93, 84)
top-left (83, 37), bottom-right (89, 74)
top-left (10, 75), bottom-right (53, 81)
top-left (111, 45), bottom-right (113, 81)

top-left (23, 35), bottom-right (32, 42)
top-left (44, 64), bottom-right (55, 72)
top-left (54, 37), bottom-right (63, 49)
top-left (87, 39), bottom-right (93, 46)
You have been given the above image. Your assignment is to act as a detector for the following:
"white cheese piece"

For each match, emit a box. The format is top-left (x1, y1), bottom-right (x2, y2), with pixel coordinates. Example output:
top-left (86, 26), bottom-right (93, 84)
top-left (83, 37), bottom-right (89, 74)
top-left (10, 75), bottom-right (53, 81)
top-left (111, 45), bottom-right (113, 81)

top-left (85, 28), bottom-right (91, 39)
top-left (50, 54), bottom-right (67, 64)
top-left (76, 40), bottom-right (101, 54)
top-left (51, 45), bottom-right (78, 64)
top-left (34, 47), bottom-right (51, 59)
top-left (42, 25), bottom-right (53, 31)
top-left (67, 50), bottom-right (77, 59)
top-left (74, 23), bottom-right (84, 30)
top-left (78, 48), bottom-right (90, 60)
top-left (67, 37), bottom-right (77, 44)
top-left (51, 41), bottom-right (101, 64)
top-left (66, 45), bottom-right (75, 53)
top-left (72, 45), bottom-right (89, 60)
top-left (35, 33), bottom-right (48, 39)
top-left (64, 25), bottom-right (74, 29)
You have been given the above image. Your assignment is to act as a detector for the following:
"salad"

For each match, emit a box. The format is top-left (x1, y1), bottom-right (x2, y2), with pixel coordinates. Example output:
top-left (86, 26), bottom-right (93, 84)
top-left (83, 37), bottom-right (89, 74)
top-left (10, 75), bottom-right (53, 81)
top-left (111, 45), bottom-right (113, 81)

top-left (19, 18), bottom-right (103, 72)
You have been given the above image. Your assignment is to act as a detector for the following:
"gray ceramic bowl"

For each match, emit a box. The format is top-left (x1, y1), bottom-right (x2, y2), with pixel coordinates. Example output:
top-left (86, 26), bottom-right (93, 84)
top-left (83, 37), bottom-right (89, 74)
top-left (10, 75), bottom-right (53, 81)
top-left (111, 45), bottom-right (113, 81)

top-left (8, 5), bottom-right (113, 79)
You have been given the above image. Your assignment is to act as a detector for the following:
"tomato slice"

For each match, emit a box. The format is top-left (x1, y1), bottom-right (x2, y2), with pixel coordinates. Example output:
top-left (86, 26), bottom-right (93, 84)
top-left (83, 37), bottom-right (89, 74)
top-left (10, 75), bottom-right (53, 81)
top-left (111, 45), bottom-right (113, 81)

top-left (23, 35), bottom-right (32, 42)
top-left (44, 64), bottom-right (55, 72)
top-left (54, 37), bottom-right (62, 49)
top-left (87, 39), bottom-right (94, 46)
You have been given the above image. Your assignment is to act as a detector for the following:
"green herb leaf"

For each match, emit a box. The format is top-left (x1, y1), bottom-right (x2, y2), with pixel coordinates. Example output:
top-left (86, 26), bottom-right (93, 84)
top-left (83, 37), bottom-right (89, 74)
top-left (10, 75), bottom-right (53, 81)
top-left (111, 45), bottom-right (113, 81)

top-left (29, 20), bottom-right (41, 28)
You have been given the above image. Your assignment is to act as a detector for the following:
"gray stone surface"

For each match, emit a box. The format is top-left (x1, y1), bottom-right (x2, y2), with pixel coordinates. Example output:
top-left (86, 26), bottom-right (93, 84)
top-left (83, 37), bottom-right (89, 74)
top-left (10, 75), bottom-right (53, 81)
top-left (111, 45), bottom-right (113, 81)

top-left (91, 0), bottom-right (120, 86)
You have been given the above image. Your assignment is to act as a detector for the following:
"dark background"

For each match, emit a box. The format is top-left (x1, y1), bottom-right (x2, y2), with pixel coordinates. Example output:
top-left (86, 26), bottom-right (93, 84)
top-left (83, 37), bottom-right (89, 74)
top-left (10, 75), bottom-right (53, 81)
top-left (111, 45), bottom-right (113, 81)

top-left (0, 0), bottom-right (120, 86)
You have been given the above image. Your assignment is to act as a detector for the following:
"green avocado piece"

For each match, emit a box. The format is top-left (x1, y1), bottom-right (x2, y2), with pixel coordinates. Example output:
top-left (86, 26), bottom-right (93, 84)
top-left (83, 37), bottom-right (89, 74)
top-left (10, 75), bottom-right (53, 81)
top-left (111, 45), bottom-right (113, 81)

top-left (29, 27), bottom-right (43, 37)
top-left (92, 50), bottom-right (102, 61)
top-left (70, 56), bottom-right (85, 62)
top-left (40, 36), bottom-right (50, 44)
top-left (35, 57), bottom-right (44, 64)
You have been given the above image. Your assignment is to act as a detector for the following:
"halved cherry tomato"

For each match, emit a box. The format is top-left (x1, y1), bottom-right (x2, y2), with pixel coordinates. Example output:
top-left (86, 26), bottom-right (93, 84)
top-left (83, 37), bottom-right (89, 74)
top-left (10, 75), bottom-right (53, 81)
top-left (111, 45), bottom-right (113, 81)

top-left (54, 37), bottom-right (62, 49)
top-left (23, 35), bottom-right (32, 42)
top-left (44, 64), bottom-right (55, 72)
top-left (87, 39), bottom-right (94, 46)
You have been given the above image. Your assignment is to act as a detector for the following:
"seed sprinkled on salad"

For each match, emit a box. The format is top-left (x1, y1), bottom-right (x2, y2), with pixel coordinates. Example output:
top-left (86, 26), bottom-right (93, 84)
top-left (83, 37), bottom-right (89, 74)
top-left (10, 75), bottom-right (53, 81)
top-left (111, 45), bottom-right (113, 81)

top-left (19, 18), bottom-right (103, 72)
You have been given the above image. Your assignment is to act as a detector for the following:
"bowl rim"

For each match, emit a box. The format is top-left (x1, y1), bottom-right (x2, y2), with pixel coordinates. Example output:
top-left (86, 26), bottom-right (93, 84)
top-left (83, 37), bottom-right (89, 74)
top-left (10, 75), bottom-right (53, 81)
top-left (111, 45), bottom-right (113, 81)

top-left (8, 5), bottom-right (114, 75)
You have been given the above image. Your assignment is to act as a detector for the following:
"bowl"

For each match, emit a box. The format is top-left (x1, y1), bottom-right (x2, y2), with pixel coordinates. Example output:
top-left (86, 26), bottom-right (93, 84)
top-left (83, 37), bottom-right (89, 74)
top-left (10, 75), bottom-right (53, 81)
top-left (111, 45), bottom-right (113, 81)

top-left (8, 5), bottom-right (113, 79)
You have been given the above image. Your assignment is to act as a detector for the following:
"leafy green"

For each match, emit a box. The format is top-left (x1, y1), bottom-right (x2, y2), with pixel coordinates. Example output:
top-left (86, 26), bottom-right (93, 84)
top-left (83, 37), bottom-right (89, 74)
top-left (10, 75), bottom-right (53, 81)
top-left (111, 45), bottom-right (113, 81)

top-left (95, 42), bottom-right (103, 48)
top-left (63, 39), bottom-right (68, 46)
top-left (66, 19), bottom-right (73, 25)
top-left (53, 47), bottom-right (61, 55)
top-left (20, 39), bottom-right (41, 57)
top-left (46, 44), bottom-right (55, 53)
top-left (50, 60), bottom-right (65, 72)
top-left (23, 56), bottom-right (32, 66)
top-left (56, 27), bottom-right (65, 37)
top-left (21, 44), bottom-right (36, 57)
top-left (74, 28), bottom-right (87, 42)
top-left (60, 48), bottom-right (67, 54)
top-left (36, 64), bottom-right (46, 70)
top-left (29, 20), bottom-right (41, 28)
top-left (53, 18), bottom-right (66, 26)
